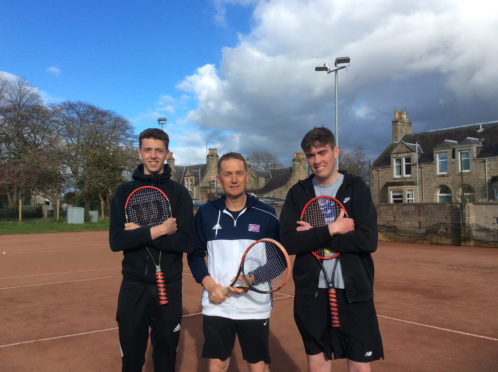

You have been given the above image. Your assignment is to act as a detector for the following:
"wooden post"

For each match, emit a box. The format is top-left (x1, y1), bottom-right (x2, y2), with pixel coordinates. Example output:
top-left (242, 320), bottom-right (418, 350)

top-left (18, 199), bottom-right (22, 223)
top-left (56, 199), bottom-right (60, 221)
top-left (101, 199), bottom-right (104, 220)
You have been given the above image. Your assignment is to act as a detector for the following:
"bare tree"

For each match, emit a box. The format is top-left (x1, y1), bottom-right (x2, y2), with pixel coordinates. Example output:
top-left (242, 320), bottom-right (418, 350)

top-left (340, 146), bottom-right (369, 182)
top-left (0, 76), bottom-right (62, 208)
top-left (247, 152), bottom-right (281, 171)
top-left (54, 101), bottom-right (137, 213)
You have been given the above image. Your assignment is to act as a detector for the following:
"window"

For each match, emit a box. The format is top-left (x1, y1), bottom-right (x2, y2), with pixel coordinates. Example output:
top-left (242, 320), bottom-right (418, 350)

top-left (438, 185), bottom-right (452, 203)
top-left (393, 156), bottom-right (411, 177)
top-left (394, 158), bottom-right (402, 177)
top-left (437, 153), bottom-right (448, 174)
top-left (406, 189), bottom-right (415, 203)
top-left (391, 190), bottom-right (403, 203)
top-left (185, 178), bottom-right (193, 191)
top-left (404, 157), bottom-right (412, 176)
top-left (460, 150), bottom-right (471, 172)
top-left (461, 184), bottom-right (475, 202)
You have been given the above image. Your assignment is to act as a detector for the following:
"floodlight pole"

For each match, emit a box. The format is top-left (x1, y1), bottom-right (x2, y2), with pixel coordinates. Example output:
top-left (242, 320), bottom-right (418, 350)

top-left (315, 56), bottom-right (350, 169)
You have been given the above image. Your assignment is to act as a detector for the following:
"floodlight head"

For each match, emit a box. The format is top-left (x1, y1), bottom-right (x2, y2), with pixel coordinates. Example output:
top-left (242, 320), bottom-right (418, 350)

top-left (334, 56), bottom-right (350, 66)
top-left (157, 117), bottom-right (167, 124)
top-left (315, 63), bottom-right (329, 72)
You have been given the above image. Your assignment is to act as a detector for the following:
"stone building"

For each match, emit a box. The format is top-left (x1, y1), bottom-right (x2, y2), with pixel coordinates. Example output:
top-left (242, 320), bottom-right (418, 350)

top-left (370, 110), bottom-right (498, 206)
top-left (168, 148), bottom-right (309, 204)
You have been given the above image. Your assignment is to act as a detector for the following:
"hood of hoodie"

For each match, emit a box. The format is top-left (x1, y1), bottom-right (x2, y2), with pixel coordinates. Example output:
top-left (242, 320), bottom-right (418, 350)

top-left (132, 163), bottom-right (172, 185)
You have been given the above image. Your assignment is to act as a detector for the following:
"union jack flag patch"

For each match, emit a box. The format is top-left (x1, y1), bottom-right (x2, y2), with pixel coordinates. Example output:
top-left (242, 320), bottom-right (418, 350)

top-left (248, 224), bottom-right (260, 232)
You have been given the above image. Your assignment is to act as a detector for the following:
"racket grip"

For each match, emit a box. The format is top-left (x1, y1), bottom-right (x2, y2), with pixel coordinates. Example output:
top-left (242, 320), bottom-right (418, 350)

top-left (155, 271), bottom-right (168, 305)
top-left (328, 290), bottom-right (340, 328)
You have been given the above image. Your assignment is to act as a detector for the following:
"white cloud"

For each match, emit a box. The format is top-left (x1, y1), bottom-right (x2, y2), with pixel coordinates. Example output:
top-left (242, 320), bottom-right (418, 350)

top-left (46, 66), bottom-right (61, 77)
top-left (175, 0), bottom-right (498, 165)
top-left (0, 70), bottom-right (62, 104)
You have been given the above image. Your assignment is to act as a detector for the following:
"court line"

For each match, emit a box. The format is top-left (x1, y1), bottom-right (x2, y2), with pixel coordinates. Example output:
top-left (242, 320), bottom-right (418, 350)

top-left (0, 267), bottom-right (117, 280)
top-left (0, 327), bottom-right (119, 349)
top-left (378, 314), bottom-right (498, 342)
top-left (0, 312), bottom-right (205, 349)
top-left (2, 310), bottom-right (495, 350)
top-left (0, 276), bottom-right (119, 290)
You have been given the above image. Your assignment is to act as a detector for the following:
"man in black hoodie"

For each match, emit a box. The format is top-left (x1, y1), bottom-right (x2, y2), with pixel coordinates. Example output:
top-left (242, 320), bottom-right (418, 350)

top-left (109, 128), bottom-right (194, 372)
top-left (280, 127), bottom-right (383, 372)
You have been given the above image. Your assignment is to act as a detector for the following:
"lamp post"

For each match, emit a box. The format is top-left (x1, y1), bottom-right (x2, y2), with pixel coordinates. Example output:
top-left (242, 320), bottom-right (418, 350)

top-left (315, 56), bottom-right (350, 169)
top-left (157, 117), bottom-right (167, 131)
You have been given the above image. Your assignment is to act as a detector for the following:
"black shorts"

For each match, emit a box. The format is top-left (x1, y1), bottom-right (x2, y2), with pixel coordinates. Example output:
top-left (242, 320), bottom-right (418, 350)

top-left (202, 315), bottom-right (271, 364)
top-left (294, 289), bottom-right (384, 363)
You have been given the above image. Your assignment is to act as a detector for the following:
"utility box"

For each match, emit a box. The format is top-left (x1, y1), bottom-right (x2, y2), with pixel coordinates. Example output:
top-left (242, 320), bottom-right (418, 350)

top-left (89, 210), bottom-right (99, 223)
top-left (67, 207), bottom-right (84, 224)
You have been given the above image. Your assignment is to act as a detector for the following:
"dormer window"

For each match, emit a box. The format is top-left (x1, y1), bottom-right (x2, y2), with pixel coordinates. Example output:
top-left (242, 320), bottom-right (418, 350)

top-left (393, 156), bottom-right (412, 178)
top-left (437, 152), bottom-right (448, 174)
top-left (459, 150), bottom-right (471, 172)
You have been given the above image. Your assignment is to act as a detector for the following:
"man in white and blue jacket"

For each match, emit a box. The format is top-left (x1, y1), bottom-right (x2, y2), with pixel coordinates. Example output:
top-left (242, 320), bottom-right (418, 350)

top-left (188, 152), bottom-right (279, 372)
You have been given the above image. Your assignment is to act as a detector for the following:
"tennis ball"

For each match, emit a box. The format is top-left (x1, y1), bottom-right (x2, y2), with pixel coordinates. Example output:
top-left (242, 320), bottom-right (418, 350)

top-left (2, 251), bottom-right (5, 255)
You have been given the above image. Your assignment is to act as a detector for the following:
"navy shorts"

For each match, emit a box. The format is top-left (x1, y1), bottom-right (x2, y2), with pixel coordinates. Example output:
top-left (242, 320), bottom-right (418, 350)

top-left (294, 289), bottom-right (384, 362)
top-left (202, 315), bottom-right (271, 364)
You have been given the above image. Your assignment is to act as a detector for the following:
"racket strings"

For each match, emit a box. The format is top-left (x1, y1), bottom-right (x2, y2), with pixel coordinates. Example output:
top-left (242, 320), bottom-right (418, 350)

top-left (126, 188), bottom-right (172, 227)
top-left (243, 241), bottom-right (288, 292)
top-left (302, 199), bottom-right (342, 259)
top-left (302, 199), bottom-right (342, 227)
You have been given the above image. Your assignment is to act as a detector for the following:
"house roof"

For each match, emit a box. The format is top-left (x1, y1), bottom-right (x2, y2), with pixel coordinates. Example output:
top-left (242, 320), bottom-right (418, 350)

top-left (253, 167), bottom-right (293, 195)
top-left (171, 165), bottom-right (186, 183)
top-left (171, 164), bottom-right (207, 183)
top-left (373, 121), bottom-right (498, 167)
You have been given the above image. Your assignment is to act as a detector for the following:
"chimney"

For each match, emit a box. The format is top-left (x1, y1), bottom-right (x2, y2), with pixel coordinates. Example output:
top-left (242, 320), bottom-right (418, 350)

top-left (291, 151), bottom-right (307, 184)
top-left (206, 148), bottom-right (219, 176)
top-left (167, 152), bottom-right (175, 171)
top-left (392, 110), bottom-right (412, 142)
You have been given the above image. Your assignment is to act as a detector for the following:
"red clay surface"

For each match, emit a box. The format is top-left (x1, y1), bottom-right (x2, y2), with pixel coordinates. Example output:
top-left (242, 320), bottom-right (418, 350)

top-left (0, 232), bottom-right (497, 371)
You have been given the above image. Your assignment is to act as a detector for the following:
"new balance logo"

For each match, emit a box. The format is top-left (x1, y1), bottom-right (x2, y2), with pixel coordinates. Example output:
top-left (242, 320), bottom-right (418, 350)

top-left (364, 351), bottom-right (373, 357)
top-left (173, 324), bottom-right (181, 333)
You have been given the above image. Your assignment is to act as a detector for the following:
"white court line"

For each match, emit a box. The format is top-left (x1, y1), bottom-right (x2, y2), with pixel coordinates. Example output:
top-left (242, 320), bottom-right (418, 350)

top-left (1, 311), bottom-right (495, 350)
top-left (0, 312), bottom-right (205, 349)
top-left (271, 293), bottom-right (497, 342)
top-left (378, 314), bottom-right (498, 342)
top-left (0, 327), bottom-right (119, 349)
top-left (0, 276), bottom-right (119, 290)
top-left (1, 267), bottom-right (117, 280)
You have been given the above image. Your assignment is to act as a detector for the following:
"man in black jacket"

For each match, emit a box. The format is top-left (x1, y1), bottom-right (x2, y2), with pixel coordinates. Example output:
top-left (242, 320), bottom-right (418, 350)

top-left (280, 127), bottom-right (383, 372)
top-left (109, 128), bottom-right (194, 372)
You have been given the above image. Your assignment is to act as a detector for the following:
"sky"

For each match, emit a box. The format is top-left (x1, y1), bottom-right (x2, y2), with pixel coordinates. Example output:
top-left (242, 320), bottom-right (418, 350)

top-left (1, 0), bottom-right (498, 167)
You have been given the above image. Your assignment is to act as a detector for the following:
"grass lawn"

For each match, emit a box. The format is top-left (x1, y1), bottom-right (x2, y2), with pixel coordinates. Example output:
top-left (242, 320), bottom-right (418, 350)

top-left (0, 219), bottom-right (110, 235)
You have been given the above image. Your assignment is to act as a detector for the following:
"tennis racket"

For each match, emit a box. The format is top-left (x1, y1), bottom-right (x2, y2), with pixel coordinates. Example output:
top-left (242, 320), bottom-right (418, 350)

top-left (222, 238), bottom-right (290, 295)
top-left (300, 195), bottom-right (348, 328)
top-left (125, 186), bottom-right (172, 305)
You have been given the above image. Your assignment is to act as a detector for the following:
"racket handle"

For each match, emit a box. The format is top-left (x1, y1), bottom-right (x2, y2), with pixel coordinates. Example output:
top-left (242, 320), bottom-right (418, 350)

top-left (155, 271), bottom-right (168, 305)
top-left (328, 289), bottom-right (340, 328)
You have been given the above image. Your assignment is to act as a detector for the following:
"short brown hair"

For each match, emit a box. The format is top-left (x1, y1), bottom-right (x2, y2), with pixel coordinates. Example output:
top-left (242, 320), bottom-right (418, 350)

top-left (217, 152), bottom-right (248, 173)
top-left (139, 128), bottom-right (169, 149)
top-left (300, 126), bottom-right (336, 152)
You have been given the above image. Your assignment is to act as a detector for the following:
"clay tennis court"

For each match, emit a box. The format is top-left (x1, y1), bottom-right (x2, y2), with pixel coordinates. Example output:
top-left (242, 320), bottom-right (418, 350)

top-left (0, 231), bottom-right (496, 371)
